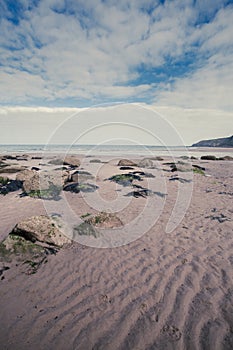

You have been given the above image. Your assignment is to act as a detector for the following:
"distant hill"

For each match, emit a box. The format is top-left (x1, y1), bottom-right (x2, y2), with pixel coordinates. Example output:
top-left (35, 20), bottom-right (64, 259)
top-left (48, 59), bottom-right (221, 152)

top-left (192, 135), bottom-right (233, 147)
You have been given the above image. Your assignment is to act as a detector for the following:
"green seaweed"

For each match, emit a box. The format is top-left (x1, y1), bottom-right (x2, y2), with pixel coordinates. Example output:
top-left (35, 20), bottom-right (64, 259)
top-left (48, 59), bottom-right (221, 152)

top-left (0, 176), bottom-right (9, 185)
top-left (27, 184), bottom-right (61, 199)
top-left (193, 168), bottom-right (205, 175)
top-left (80, 212), bottom-right (91, 219)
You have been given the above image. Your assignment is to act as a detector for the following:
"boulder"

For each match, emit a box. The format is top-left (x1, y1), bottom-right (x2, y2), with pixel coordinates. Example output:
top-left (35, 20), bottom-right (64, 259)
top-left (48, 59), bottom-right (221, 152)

top-left (11, 215), bottom-right (71, 247)
top-left (117, 159), bottom-right (137, 167)
top-left (21, 170), bottom-right (69, 199)
top-left (16, 169), bottom-right (36, 182)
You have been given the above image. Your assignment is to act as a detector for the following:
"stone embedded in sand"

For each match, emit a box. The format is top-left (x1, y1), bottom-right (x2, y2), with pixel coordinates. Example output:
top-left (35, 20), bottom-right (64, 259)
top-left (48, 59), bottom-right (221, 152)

top-left (108, 173), bottom-right (142, 186)
top-left (126, 189), bottom-right (154, 198)
top-left (218, 156), bottom-right (233, 161)
top-left (71, 170), bottom-right (94, 183)
top-left (90, 159), bottom-right (101, 163)
top-left (73, 222), bottom-right (99, 238)
top-left (200, 155), bottom-right (217, 160)
top-left (192, 164), bottom-right (205, 171)
top-left (63, 182), bottom-right (98, 193)
top-left (85, 212), bottom-right (123, 229)
top-left (0, 234), bottom-right (46, 262)
top-left (119, 166), bottom-right (135, 170)
top-left (0, 165), bottom-right (27, 174)
top-left (169, 177), bottom-right (192, 183)
top-left (49, 156), bottom-right (80, 167)
top-left (0, 178), bottom-right (22, 195)
top-left (118, 159), bottom-right (137, 167)
top-left (63, 156), bottom-right (81, 167)
top-left (11, 215), bottom-right (71, 247)
top-left (137, 158), bottom-right (154, 168)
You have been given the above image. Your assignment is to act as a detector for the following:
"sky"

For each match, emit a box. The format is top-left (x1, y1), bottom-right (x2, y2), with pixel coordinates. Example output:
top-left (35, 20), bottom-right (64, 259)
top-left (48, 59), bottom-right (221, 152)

top-left (0, 0), bottom-right (233, 145)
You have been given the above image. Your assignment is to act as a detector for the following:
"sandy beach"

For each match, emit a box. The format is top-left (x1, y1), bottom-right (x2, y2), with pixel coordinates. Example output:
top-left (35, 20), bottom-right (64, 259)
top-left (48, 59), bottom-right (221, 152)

top-left (0, 152), bottom-right (233, 350)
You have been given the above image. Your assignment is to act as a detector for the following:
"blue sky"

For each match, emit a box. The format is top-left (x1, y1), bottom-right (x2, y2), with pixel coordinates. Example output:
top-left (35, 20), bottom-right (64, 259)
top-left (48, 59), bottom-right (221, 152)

top-left (0, 0), bottom-right (233, 110)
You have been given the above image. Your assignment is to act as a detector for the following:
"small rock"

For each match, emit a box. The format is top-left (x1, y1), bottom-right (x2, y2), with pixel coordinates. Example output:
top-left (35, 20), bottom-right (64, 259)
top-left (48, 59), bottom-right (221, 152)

top-left (118, 159), bottom-right (137, 167)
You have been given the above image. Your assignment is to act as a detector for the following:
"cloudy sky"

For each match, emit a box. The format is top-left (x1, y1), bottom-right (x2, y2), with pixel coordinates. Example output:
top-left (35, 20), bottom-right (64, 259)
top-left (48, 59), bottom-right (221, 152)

top-left (0, 0), bottom-right (232, 144)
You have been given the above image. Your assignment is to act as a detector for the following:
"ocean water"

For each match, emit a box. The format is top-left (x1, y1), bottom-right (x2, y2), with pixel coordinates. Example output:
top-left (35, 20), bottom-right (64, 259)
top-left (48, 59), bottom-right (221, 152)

top-left (0, 144), bottom-right (232, 158)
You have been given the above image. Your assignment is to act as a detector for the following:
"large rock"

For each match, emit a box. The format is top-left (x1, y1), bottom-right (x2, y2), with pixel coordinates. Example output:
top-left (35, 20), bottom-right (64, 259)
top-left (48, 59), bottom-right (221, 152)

top-left (118, 159), bottom-right (137, 167)
top-left (16, 169), bottom-right (36, 182)
top-left (11, 215), bottom-right (71, 247)
top-left (21, 170), bottom-right (69, 199)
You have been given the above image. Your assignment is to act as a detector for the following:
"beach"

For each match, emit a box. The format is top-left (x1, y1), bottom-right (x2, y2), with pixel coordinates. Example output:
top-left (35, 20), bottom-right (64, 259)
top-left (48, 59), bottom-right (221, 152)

top-left (0, 151), bottom-right (233, 349)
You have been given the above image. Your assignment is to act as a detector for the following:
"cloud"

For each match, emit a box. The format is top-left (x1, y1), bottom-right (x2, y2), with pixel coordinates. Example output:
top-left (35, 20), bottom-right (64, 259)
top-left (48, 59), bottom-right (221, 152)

top-left (0, 0), bottom-right (232, 112)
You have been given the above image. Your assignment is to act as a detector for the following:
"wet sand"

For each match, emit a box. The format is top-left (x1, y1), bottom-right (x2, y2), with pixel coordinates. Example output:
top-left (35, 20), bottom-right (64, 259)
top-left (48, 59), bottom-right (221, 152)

top-left (0, 153), bottom-right (233, 349)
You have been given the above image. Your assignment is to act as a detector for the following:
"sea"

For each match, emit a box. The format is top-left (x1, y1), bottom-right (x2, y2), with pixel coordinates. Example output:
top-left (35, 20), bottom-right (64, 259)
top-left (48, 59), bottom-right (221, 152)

top-left (0, 144), bottom-right (232, 158)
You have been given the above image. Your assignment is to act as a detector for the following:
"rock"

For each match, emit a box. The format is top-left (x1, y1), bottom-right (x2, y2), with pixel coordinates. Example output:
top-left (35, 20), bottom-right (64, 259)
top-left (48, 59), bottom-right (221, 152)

top-left (119, 166), bottom-right (135, 170)
top-left (169, 177), bottom-right (192, 183)
top-left (108, 173), bottom-right (142, 186)
top-left (89, 159), bottom-right (101, 163)
top-left (126, 189), bottom-right (154, 198)
top-left (73, 222), bottom-right (99, 238)
top-left (117, 159), bottom-right (137, 167)
top-left (31, 156), bottom-right (42, 160)
top-left (131, 171), bottom-right (155, 178)
top-left (0, 234), bottom-right (46, 264)
top-left (31, 167), bottom-right (40, 171)
top-left (200, 155), bottom-right (217, 160)
top-left (63, 182), bottom-right (98, 193)
top-left (149, 156), bottom-right (164, 161)
top-left (0, 179), bottom-right (22, 195)
top-left (218, 156), bottom-right (233, 161)
top-left (192, 164), bottom-right (205, 171)
top-left (11, 215), bottom-right (71, 247)
top-left (21, 170), bottom-right (69, 199)
top-left (49, 156), bottom-right (80, 168)
top-left (1, 155), bottom-right (17, 160)
top-left (48, 158), bottom-right (64, 165)
top-left (16, 169), bottom-right (36, 182)
top-left (137, 158), bottom-right (154, 168)
top-left (71, 170), bottom-right (94, 183)
top-left (0, 165), bottom-right (27, 174)
top-left (85, 212), bottom-right (123, 229)
top-left (64, 156), bottom-right (80, 167)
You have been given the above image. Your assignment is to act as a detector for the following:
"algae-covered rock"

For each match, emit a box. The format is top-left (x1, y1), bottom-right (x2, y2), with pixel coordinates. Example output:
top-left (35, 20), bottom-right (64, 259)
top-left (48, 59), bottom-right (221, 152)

top-left (11, 215), bottom-right (71, 247)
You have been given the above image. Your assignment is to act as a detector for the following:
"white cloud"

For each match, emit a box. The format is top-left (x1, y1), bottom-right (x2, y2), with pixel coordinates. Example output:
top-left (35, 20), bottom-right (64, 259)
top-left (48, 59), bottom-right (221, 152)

top-left (0, 0), bottom-right (232, 114)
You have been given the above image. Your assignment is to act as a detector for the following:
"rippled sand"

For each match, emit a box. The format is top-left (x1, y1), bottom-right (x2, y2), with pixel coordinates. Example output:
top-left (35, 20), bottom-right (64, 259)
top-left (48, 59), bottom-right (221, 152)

top-left (0, 154), bottom-right (233, 349)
